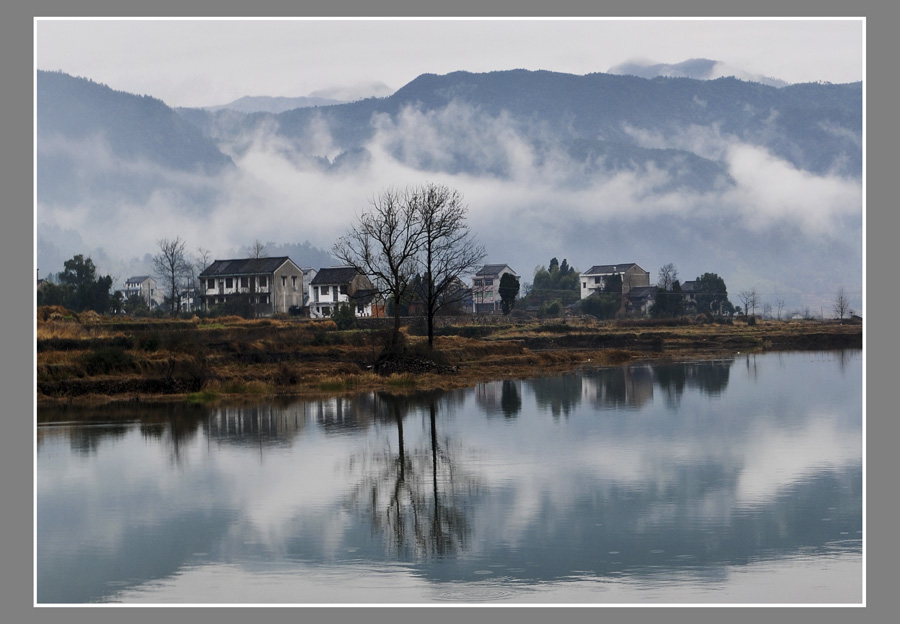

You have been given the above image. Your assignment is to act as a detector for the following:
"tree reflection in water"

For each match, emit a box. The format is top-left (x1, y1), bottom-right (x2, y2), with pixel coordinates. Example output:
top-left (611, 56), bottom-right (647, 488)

top-left (346, 392), bottom-right (479, 560)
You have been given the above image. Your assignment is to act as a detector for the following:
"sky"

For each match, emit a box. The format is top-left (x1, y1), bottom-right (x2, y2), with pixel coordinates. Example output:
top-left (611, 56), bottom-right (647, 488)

top-left (35, 18), bottom-right (864, 108)
top-left (34, 18), bottom-right (865, 315)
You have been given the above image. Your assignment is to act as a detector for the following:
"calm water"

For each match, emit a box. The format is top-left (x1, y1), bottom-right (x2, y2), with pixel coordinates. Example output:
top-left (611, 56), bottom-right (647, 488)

top-left (36, 350), bottom-right (863, 604)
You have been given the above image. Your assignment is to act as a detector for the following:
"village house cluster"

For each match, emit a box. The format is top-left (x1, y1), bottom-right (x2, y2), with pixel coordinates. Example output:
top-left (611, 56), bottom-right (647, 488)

top-left (124, 257), bottom-right (697, 318)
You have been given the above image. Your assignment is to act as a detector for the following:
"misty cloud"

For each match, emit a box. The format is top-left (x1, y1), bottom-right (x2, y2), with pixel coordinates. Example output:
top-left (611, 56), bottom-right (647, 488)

top-left (722, 144), bottom-right (861, 235)
top-left (37, 96), bottom-right (862, 315)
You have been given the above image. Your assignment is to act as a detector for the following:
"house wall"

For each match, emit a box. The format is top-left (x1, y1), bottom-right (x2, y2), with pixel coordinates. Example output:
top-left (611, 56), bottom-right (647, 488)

top-left (204, 274), bottom-right (271, 311)
top-left (622, 266), bottom-right (651, 294)
top-left (579, 266), bottom-right (651, 299)
top-left (125, 278), bottom-right (162, 308)
top-left (203, 262), bottom-right (303, 316)
top-left (308, 274), bottom-right (376, 319)
top-left (271, 264), bottom-right (303, 314)
top-left (309, 283), bottom-right (347, 318)
top-left (472, 267), bottom-right (516, 313)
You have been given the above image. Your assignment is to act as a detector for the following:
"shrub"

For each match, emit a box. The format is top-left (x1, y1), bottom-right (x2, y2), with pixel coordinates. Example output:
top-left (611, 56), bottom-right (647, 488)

top-left (80, 347), bottom-right (136, 375)
top-left (538, 300), bottom-right (563, 318)
top-left (185, 390), bottom-right (219, 403)
top-left (274, 363), bottom-right (300, 386)
top-left (332, 304), bottom-right (357, 331)
top-left (135, 333), bottom-right (161, 351)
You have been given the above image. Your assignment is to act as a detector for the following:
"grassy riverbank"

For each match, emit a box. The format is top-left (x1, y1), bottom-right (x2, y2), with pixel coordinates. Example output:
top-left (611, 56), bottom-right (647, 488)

top-left (36, 306), bottom-right (862, 406)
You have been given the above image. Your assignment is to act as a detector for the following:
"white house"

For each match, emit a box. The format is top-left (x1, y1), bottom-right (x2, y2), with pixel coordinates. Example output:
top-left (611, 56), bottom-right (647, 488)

top-left (123, 275), bottom-right (163, 309)
top-left (308, 266), bottom-right (380, 319)
top-left (300, 268), bottom-right (317, 311)
top-left (198, 256), bottom-right (304, 316)
top-left (579, 263), bottom-right (651, 299)
top-left (471, 264), bottom-right (518, 314)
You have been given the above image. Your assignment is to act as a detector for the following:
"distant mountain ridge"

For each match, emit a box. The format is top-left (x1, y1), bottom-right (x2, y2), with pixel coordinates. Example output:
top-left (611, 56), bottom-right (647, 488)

top-left (608, 58), bottom-right (789, 87)
top-left (185, 68), bottom-right (861, 183)
top-left (203, 95), bottom-right (345, 114)
top-left (35, 67), bottom-right (863, 316)
top-left (37, 70), bottom-right (233, 174)
top-left (36, 66), bottom-right (862, 206)
top-left (37, 70), bottom-right (234, 206)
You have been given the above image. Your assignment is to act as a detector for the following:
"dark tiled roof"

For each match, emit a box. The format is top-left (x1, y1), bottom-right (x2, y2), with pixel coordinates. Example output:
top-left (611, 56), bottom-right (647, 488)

top-left (680, 281), bottom-right (697, 292)
top-left (627, 286), bottom-right (657, 299)
top-left (309, 266), bottom-right (364, 285)
top-left (583, 263), bottom-right (640, 275)
top-left (476, 264), bottom-right (516, 276)
top-left (199, 257), bottom-right (298, 278)
top-left (126, 275), bottom-right (151, 283)
top-left (350, 288), bottom-right (380, 304)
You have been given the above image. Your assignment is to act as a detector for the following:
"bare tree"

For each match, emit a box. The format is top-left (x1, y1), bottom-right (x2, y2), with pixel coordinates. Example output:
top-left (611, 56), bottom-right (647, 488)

top-left (833, 286), bottom-right (853, 320)
top-left (196, 247), bottom-right (213, 273)
top-left (411, 183), bottom-right (486, 348)
top-left (152, 237), bottom-right (192, 316)
top-left (738, 288), bottom-right (759, 318)
top-left (775, 298), bottom-right (785, 321)
top-left (333, 188), bottom-right (424, 346)
top-left (762, 301), bottom-right (772, 320)
top-left (195, 247), bottom-right (213, 303)
top-left (246, 239), bottom-right (268, 258)
top-left (657, 263), bottom-right (678, 290)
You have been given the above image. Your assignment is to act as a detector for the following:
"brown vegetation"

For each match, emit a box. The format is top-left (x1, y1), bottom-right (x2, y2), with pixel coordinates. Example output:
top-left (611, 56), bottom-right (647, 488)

top-left (35, 307), bottom-right (862, 406)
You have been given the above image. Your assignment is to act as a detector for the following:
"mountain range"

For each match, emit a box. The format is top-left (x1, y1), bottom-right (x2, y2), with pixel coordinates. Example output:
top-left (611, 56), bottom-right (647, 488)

top-left (35, 66), bottom-right (863, 314)
top-left (607, 57), bottom-right (789, 87)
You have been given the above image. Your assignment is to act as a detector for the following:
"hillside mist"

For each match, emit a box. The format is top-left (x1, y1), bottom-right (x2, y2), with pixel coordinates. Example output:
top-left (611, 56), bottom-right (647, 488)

top-left (36, 68), bottom-right (863, 314)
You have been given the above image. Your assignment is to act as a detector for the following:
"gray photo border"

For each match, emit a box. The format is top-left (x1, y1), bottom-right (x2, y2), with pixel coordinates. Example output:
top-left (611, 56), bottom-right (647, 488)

top-left (7, 1), bottom-right (892, 623)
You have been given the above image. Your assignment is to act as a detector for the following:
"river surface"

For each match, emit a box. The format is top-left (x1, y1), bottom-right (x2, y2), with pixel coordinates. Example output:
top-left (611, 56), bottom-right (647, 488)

top-left (36, 350), bottom-right (863, 604)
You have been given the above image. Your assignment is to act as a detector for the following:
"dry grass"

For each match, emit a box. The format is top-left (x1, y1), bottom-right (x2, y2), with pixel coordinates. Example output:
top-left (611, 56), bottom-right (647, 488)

top-left (36, 320), bottom-right (90, 340)
top-left (35, 307), bottom-right (861, 406)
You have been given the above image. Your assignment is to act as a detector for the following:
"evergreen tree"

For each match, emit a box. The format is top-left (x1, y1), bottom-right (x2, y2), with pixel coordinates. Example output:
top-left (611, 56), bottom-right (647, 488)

top-left (499, 273), bottom-right (520, 315)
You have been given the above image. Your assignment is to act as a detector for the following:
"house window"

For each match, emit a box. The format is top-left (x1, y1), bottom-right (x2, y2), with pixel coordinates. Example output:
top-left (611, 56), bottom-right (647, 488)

top-left (582, 282), bottom-right (587, 289)
top-left (259, 276), bottom-right (268, 288)
top-left (474, 279), bottom-right (483, 287)
top-left (262, 294), bottom-right (269, 304)
top-left (226, 277), bottom-right (233, 289)
top-left (340, 285), bottom-right (347, 295)
top-left (291, 276), bottom-right (298, 290)
top-left (322, 286), bottom-right (330, 296)
top-left (207, 278), bottom-right (215, 289)
top-left (484, 278), bottom-right (493, 285)
top-left (282, 276), bottom-right (287, 287)
top-left (241, 276), bottom-right (248, 289)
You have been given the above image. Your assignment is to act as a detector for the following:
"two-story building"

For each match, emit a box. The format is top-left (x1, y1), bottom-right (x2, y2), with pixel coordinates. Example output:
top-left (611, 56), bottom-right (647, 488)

top-left (123, 275), bottom-right (163, 309)
top-left (579, 263), bottom-right (651, 299)
top-left (198, 256), bottom-right (304, 316)
top-left (471, 264), bottom-right (518, 314)
top-left (679, 280), bottom-right (698, 313)
top-left (308, 266), bottom-right (380, 319)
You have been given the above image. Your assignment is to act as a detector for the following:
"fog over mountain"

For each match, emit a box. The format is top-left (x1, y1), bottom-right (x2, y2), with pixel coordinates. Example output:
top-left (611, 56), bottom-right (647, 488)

top-left (203, 95), bottom-right (346, 114)
top-left (36, 67), bottom-right (863, 315)
top-left (608, 58), bottom-right (789, 88)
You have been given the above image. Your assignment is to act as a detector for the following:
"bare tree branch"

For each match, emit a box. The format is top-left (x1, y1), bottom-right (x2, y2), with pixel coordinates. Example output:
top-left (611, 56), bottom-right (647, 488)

top-left (152, 237), bottom-right (191, 316)
top-left (412, 183), bottom-right (486, 347)
top-left (333, 188), bottom-right (424, 345)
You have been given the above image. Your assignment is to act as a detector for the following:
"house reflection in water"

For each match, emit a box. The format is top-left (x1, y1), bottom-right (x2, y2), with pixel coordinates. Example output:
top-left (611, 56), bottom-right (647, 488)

top-left (581, 364), bottom-right (655, 410)
top-left (204, 394), bottom-right (380, 445)
top-left (475, 380), bottom-right (523, 418)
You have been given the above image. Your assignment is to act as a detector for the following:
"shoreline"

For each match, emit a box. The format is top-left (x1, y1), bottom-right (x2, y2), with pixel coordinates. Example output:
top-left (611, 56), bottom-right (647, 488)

top-left (36, 310), bottom-right (862, 408)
